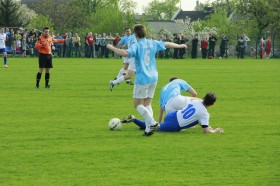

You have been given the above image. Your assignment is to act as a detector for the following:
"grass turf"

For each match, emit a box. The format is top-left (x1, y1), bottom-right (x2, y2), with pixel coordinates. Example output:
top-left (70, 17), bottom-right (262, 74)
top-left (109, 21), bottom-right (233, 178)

top-left (0, 57), bottom-right (279, 185)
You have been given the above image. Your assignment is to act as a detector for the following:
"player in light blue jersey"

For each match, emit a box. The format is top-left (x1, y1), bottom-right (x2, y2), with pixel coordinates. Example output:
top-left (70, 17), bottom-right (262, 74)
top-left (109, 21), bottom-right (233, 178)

top-left (107, 24), bottom-right (187, 136)
top-left (110, 28), bottom-right (137, 89)
top-left (122, 92), bottom-right (224, 134)
top-left (158, 77), bottom-right (201, 123)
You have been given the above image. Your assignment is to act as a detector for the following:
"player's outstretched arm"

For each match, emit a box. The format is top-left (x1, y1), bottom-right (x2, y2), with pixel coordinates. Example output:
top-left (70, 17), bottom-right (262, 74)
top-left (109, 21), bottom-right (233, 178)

top-left (107, 44), bottom-right (129, 57)
top-left (165, 42), bottom-right (187, 49)
top-left (203, 126), bottom-right (224, 134)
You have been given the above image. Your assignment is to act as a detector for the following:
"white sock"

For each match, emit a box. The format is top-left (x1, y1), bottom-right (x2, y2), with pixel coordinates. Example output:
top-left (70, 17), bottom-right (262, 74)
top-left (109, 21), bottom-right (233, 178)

top-left (145, 105), bottom-right (153, 117)
top-left (113, 76), bottom-right (125, 85)
top-left (117, 68), bottom-right (125, 78)
top-left (136, 105), bottom-right (156, 127)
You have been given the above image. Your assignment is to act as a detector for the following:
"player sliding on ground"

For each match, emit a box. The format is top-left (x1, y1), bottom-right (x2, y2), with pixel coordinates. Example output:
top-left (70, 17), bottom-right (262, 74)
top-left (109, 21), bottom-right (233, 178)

top-left (158, 77), bottom-right (201, 123)
top-left (121, 92), bottom-right (224, 134)
top-left (106, 24), bottom-right (187, 136)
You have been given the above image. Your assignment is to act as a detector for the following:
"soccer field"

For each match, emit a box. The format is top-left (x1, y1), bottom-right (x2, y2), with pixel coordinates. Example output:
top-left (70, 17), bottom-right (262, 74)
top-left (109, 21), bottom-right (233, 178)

top-left (0, 57), bottom-right (279, 185)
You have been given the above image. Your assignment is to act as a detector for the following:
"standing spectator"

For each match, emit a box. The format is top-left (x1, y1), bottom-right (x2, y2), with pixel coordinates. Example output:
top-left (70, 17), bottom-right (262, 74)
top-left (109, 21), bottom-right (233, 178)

top-left (265, 36), bottom-right (271, 59)
top-left (73, 33), bottom-right (81, 57)
top-left (104, 33), bottom-right (113, 58)
top-left (113, 33), bottom-right (121, 58)
top-left (54, 33), bottom-right (63, 57)
top-left (86, 32), bottom-right (95, 58)
top-left (0, 27), bottom-right (8, 68)
top-left (191, 34), bottom-right (198, 59)
top-left (100, 33), bottom-right (107, 58)
top-left (237, 36), bottom-right (245, 59)
top-left (259, 37), bottom-right (265, 59)
top-left (15, 30), bottom-right (22, 54)
top-left (220, 34), bottom-right (229, 58)
top-left (29, 28), bottom-right (37, 39)
top-left (95, 34), bottom-right (101, 58)
top-left (201, 37), bottom-right (208, 59)
top-left (21, 35), bottom-right (29, 57)
top-left (65, 33), bottom-right (72, 57)
top-left (173, 34), bottom-right (180, 59)
top-left (179, 35), bottom-right (187, 59)
top-left (28, 35), bottom-right (37, 57)
top-left (242, 32), bottom-right (250, 56)
top-left (8, 31), bottom-right (16, 57)
top-left (107, 24), bottom-right (187, 136)
top-left (34, 27), bottom-right (64, 88)
top-left (208, 33), bottom-right (217, 58)
top-left (62, 33), bottom-right (68, 57)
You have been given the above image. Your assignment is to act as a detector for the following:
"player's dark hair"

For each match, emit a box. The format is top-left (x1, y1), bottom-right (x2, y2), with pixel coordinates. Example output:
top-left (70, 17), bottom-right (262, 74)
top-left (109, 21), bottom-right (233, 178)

top-left (203, 92), bottom-right (217, 106)
top-left (43, 27), bottom-right (49, 31)
top-left (134, 24), bottom-right (146, 38)
top-left (169, 77), bottom-right (178, 82)
top-left (125, 27), bottom-right (130, 31)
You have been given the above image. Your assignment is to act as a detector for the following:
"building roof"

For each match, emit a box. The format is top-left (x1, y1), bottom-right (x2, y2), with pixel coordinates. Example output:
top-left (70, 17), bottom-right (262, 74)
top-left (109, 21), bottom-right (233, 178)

top-left (172, 8), bottom-right (214, 21)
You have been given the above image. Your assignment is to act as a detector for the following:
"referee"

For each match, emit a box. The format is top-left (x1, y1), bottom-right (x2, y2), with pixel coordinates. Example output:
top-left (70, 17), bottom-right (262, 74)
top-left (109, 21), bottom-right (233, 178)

top-left (34, 27), bottom-right (64, 88)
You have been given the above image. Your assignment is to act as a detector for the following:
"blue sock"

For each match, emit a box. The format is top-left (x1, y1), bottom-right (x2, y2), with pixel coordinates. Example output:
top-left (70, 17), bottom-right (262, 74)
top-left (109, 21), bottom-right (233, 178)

top-left (133, 118), bottom-right (146, 130)
top-left (4, 56), bottom-right (7, 65)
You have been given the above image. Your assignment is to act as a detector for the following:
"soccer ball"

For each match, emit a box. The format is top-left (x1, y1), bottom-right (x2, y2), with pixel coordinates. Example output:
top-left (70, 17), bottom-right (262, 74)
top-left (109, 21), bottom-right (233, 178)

top-left (109, 118), bottom-right (122, 131)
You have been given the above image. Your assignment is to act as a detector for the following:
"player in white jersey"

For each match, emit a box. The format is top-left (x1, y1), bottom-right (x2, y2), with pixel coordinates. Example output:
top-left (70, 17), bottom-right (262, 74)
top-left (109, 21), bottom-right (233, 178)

top-left (122, 92), bottom-right (224, 134)
top-left (0, 27), bottom-right (8, 68)
top-left (106, 24), bottom-right (187, 136)
top-left (158, 77), bottom-right (201, 123)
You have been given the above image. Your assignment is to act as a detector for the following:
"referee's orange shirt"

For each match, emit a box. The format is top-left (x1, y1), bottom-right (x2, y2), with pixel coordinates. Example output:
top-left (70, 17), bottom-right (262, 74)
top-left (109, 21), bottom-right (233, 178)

top-left (35, 36), bottom-right (64, 54)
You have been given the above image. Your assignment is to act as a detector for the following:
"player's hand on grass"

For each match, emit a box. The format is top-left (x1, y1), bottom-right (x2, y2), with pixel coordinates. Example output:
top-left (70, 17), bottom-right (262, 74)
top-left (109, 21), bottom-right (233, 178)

top-left (215, 127), bottom-right (224, 133)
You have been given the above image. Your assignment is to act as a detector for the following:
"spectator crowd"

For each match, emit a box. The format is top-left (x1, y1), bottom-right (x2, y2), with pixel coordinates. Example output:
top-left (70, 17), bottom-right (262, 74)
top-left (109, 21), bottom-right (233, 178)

top-left (2, 27), bottom-right (273, 59)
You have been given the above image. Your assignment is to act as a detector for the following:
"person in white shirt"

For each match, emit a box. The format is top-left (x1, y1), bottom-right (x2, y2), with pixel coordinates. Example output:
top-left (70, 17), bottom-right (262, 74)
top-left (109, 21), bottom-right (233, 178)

top-left (0, 27), bottom-right (8, 68)
top-left (122, 92), bottom-right (224, 134)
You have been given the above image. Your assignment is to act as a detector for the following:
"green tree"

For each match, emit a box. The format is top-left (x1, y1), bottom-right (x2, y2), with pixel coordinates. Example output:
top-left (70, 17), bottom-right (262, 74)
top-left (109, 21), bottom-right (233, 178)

top-left (145, 0), bottom-right (180, 20)
top-left (0, 0), bottom-right (35, 27)
top-left (236, 0), bottom-right (280, 35)
top-left (26, 14), bottom-right (54, 32)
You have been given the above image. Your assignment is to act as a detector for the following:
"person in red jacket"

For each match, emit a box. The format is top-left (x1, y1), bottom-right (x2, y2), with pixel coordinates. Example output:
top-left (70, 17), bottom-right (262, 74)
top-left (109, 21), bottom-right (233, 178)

top-left (34, 27), bottom-right (64, 88)
top-left (201, 37), bottom-right (208, 59)
top-left (265, 36), bottom-right (271, 59)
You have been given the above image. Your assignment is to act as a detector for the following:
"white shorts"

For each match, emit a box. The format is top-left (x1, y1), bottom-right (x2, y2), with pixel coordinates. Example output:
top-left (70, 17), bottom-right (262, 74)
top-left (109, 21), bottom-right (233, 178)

top-left (165, 95), bottom-right (192, 114)
top-left (128, 60), bottom-right (136, 72)
top-left (133, 82), bottom-right (157, 99)
top-left (122, 57), bottom-right (134, 64)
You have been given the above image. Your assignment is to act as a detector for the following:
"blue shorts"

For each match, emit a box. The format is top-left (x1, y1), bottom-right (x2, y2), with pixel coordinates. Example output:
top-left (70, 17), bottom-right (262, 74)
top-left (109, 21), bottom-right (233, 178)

top-left (0, 48), bottom-right (6, 53)
top-left (158, 111), bottom-right (181, 132)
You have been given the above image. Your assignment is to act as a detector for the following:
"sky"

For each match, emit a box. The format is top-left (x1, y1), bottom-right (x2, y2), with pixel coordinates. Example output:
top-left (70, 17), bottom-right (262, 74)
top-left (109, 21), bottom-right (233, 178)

top-left (132, 0), bottom-right (215, 13)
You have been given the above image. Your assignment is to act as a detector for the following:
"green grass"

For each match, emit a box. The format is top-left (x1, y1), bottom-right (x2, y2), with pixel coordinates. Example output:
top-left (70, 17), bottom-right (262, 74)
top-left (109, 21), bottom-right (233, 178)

top-left (0, 57), bottom-right (280, 185)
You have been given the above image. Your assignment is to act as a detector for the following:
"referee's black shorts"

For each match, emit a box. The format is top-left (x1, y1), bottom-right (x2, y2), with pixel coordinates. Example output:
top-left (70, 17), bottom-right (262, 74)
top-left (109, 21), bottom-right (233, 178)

top-left (39, 53), bottom-right (53, 68)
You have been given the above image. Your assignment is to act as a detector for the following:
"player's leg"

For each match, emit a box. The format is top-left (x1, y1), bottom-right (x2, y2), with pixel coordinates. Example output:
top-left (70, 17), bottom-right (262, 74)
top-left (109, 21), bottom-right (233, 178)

top-left (133, 86), bottom-right (156, 133)
top-left (36, 68), bottom-right (44, 88)
top-left (45, 68), bottom-right (50, 88)
top-left (132, 118), bottom-right (146, 130)
top-left (3, 51), bottom-right (8, 68)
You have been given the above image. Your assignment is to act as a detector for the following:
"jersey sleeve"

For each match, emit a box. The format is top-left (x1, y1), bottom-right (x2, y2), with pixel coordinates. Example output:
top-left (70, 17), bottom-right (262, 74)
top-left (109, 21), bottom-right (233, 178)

top-left (198, 113), bottom-right (209, 127)
top-left (127, 44), bottom-right (137, 58)
top-left (154, 40), bottom-right (166, 52)
top-left (118, 37), bottom-right (126, 46)
top-left (179, 80), bottom-right (190, 91)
